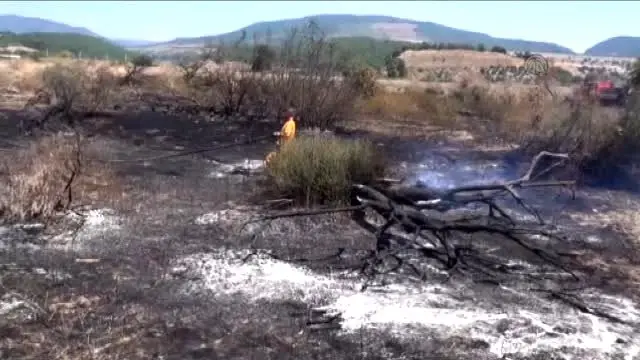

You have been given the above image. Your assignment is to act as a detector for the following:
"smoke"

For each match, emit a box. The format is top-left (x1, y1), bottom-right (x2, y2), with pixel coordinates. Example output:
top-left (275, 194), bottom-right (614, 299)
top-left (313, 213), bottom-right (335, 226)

top-left (413, 158), bottom-right (515, 191)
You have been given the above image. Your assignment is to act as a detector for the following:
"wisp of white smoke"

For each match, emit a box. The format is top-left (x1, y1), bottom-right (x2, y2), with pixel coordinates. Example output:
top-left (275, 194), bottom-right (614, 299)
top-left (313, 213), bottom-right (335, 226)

top-left (415, 160), bottom-right (514, 190)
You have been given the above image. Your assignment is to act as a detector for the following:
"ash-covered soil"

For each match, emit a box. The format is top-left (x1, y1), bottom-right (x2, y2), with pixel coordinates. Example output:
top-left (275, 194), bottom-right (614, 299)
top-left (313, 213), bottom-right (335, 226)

top-left (1, 97), bottom-right (640, 360)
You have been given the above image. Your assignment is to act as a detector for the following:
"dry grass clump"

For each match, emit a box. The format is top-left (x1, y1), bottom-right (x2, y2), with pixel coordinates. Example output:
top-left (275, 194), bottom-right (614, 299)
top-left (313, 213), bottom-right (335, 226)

top-left (359, 88), bottom-right (460, 127)
top-left (265, 136), bottom-right (386, 205)
top-left (39, 62), bottom-right (117, 113)
top-left (356, 80), bottom-right (564, 142)
top-left (522, 102), bottom-right (618, 154)
top-left (0, 66), bottom-right (12, 89)
top-left (178, 62), bottom-right (365, 129)
top-left (400, 49), bottom-right (522, 70)
top-left (0, 133), bottom-right (120, 221)
top-left (519, 96), bottom-right (640, 180)
top-left (5, 59), bottom-right (52, 92)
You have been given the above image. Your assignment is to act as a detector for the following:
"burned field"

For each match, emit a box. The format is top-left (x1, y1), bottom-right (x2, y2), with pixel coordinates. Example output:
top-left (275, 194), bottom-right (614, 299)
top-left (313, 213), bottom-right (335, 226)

top-left (1, 38), bottom-right (640, 357)
top-left (0, 89), bottom-right (638, 360)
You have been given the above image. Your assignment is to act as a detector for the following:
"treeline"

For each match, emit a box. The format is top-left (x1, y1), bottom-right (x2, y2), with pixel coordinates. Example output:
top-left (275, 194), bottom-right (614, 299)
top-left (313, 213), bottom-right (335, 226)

top-left (165, 36), bottom-right (512, 77)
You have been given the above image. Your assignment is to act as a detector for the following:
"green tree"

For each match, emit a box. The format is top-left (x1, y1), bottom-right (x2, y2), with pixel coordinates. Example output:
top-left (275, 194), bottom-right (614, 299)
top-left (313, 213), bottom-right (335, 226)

top-left (490, 45), bottom-right (507, 54)
top-left (385, 57), bottom-right (407, 78)
top-left (131, 54), bottom-right (153, 67)
top-left (121, 54), bottom-right (154, 85)
top-left (476, 43), bottom-right (486, 52)
top-left (251, 44), bottom-right (277, 72)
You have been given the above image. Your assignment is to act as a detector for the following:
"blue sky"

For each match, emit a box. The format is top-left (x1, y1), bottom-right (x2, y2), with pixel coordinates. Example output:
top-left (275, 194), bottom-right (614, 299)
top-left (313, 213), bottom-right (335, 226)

top-left (1, 1), bottom-right (637, 53)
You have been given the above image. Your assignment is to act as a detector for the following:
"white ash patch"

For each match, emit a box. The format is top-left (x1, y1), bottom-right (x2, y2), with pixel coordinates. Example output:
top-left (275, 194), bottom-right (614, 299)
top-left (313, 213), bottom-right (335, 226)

top-left (174, 250), bottom-right (353, 304)
top-left (47, 208), bottom-right (123, 250)
top-left (194, 205), bottom-right (305, 237)
top-left (0, 292), bottom-right (41, 322)
top-left (174, 248), bottom-right (640, 360)
top-left (194, 207), bottom-right (263, 235)
top-left (584, 234), bottom-right (604, 244)
top-left (0, 297), bottom-right (28, 316)
top-left (207, 159), bottom-right (265, 179)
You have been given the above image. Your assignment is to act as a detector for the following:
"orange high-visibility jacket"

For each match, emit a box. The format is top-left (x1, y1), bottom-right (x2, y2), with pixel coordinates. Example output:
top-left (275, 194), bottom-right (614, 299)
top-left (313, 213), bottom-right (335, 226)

top-left (280, 117), bottom-right (296, 144)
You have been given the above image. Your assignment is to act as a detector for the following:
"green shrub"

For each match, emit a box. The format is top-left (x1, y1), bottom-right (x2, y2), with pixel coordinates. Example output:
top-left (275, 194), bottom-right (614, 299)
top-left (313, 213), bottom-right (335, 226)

top-left (265, 136), bottom-right (386, 205)
top-left (490, 45), bottom-right (507, 54)
top-left (131, 54), bottom-right (153, 67)
top-left (385, 57), bottom-right (407, 78)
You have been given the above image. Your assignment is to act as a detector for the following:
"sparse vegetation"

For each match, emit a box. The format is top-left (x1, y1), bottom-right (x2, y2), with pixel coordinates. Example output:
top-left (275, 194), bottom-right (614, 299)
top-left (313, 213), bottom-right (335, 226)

top-left (385, 56), bottom-right (407, 78)
top-left (359, 88), bottom-right (459, 126)
top-left (26, 61), bottom-right (117, 130)
top-left (346, 67), bottom-right (379, 99)
top-left (121, 54), bottom-right (154, 85)
top-left (0, 133), bottom-right (117, 221)
top-left (180, 23), bottom-right (367, 128)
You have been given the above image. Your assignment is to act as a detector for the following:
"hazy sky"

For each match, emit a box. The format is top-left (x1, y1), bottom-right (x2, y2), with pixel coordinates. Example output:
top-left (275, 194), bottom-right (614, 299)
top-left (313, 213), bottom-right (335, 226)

top-left (1, 1), bottom-right (636, 53)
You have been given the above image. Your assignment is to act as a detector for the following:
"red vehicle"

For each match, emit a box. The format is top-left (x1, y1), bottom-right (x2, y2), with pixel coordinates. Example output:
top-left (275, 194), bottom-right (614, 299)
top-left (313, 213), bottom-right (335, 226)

top-left (580, 78), bottom-right (628, 107)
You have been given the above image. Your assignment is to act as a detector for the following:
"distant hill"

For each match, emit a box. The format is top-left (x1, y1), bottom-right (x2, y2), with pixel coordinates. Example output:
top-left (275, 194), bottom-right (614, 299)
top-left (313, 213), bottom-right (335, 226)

top-left (111, 39), bottom-right (161, 48)
top-left (584, 36), bottom-right (640, 57)
top-left (5, 13), bottom-right (640, 59)
top-left (0, 14), bottom-right (98, 37)
top-left (0, 32), bottom-right (133, 59)
top-left (0, 14), bottom-right (156, 50)
top-left (156, 14), bottom-right (576, 54)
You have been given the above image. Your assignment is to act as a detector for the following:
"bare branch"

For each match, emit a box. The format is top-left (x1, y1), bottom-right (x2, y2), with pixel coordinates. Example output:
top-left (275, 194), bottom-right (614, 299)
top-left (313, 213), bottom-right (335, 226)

top-left (255, 151), bottom-right (579, 285)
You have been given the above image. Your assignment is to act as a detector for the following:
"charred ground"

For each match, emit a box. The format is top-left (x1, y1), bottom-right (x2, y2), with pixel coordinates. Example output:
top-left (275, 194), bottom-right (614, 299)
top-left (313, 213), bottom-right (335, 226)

top-left (0, 88), bottom-right (638, 359)
top-left (1, 34), bottom-right (640, 359)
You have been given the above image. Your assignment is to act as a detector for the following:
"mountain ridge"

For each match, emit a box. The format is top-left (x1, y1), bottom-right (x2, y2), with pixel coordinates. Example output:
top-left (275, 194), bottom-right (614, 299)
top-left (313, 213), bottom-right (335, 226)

top-left (160, 14), bottom-right (576, 54)
top-left (0, 14), bottom-right (98, 37)
top-left (0, 14), bottom-right (151, 49)
top-left (2, 13), bottom-right (639, 57)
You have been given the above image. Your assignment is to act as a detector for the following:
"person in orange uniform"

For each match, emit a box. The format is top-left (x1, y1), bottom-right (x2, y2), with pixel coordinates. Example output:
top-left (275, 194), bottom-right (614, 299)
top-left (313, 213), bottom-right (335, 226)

top-left (265, 109), bottom-right (297, 166)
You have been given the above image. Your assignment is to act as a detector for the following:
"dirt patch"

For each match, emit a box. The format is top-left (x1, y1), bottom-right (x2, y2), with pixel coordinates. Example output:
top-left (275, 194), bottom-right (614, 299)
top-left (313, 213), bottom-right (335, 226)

top-left (400, 50), bottom-right (523, 70)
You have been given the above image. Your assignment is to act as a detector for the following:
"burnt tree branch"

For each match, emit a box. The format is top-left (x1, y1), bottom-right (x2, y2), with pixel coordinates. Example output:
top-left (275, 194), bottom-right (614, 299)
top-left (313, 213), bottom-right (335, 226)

top-left (245, 151), bottom-right (634, 326)
top-left (252, 152), bottom-right (577, 280)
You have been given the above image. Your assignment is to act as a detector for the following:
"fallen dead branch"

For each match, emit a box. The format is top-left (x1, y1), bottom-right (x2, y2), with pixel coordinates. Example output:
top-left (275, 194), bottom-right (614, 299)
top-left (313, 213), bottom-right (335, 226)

top-left (241, 151), bottom-right (640, 325)
top-left (248, 151), bottom-right (576, 277)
